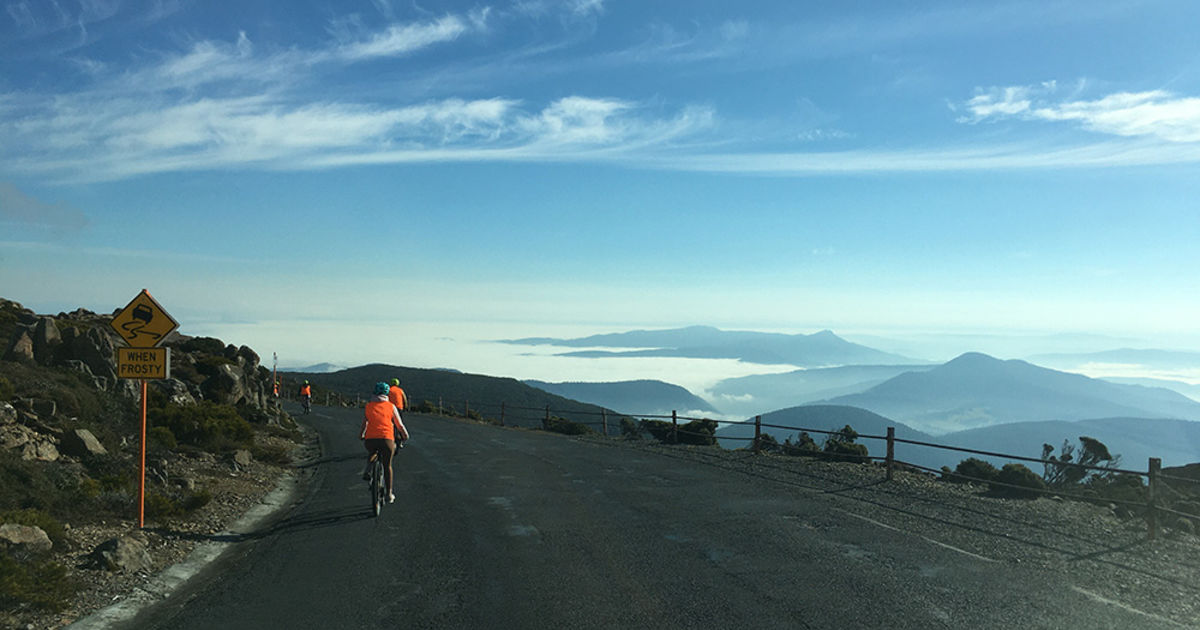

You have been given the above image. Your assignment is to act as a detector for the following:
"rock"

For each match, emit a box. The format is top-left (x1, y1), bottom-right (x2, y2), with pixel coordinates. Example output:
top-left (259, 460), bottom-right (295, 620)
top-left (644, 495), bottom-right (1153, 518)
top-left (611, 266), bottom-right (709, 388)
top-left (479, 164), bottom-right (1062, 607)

top-left (64, 359), bottom-right (95, 377)
top-left (173, 476), bottom-right (197, 492)
top-left (0, 523), bottom-right (53, 553)
top-left (60, 428), bottom-right (108, 457)
top-left (31, 316), bottom-right (62, 365)
top-left (64, 327), bottom-right (119, 390)
top-left (1172, 517), bottom-right (1195, 536)
top-left (89, 535), bottom-right (152, 573)
top-left (152, 378), bottom-right (196, 406)
top-left (202, 364), bottom-right (247, 406)
top-left (1, 423), bottom-right (34, 450)
top-left (4, 328), bottom-right (35, 363)
top-left (0, 402), bottom-right (16, 425)
top-left (20, 439), bottom-right (59, 462)
top-left (232, 449), bottom-right (253, 469)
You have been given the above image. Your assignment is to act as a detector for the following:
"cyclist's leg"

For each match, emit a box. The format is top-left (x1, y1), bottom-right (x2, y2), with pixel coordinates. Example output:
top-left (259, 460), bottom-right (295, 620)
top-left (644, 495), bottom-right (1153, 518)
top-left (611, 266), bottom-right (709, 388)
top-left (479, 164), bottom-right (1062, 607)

top-left (362, 439), bottom-right (380, 480)
top-left (380, 439), bottom-right (396, 497)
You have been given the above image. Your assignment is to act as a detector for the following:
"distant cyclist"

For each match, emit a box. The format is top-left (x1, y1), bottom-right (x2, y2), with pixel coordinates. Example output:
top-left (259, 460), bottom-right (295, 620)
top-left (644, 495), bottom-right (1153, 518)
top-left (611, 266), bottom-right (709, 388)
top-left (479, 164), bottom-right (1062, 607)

top-left (298, 381), bottom-right (312, 413)
top-left (388, 378), bottom-right (408, 412)
top-left (361, 381), bottom-right (409, 503)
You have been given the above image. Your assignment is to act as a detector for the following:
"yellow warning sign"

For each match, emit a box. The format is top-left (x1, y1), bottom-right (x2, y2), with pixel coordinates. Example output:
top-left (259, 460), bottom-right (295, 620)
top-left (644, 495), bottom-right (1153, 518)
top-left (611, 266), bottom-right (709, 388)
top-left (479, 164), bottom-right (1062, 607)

top-left (117, 347), bottom-right (171, 380)
top-left (109, 290), bottom-right (179, 348)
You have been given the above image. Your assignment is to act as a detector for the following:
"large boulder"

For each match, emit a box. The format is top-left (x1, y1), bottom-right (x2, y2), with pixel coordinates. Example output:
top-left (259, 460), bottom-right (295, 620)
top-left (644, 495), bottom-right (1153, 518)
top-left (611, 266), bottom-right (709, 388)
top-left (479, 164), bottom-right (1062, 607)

top-left (0, 422), bottom-right (35, 450)
top-left (0, 402), bottom-right (15, 425)
top-left (3, 327), bottom-right (35, 363)
top-left (202, 363), bottom-right (247, 406)
top-left (152, 378), bottom-right (196, 406)
top-left (31, 316), bottom-right (61, 365)
top-left (89, 534), bottom-right (152, 573)
top-left (0, 524), bottom-right (53, 554)
top-left (60, 428), bottom-right (108, 457)
top-left (61, 327), bottom-right (118, 389)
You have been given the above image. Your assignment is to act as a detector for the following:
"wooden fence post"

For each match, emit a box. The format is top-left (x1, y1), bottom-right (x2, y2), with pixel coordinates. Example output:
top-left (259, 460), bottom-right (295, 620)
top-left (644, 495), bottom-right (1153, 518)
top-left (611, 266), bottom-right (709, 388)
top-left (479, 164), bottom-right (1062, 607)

top-left (544, 405), bottom-right (551, 430)
top-left (886, 427), bottom-right (895, 481)
top-left (671, 410), bottom-right (678, 444)
top-left (753, 415), bottom-right (762, 454)
top-left (1148, 457), bottom-right (1161, 540)
top-left (438, 397), bottom-right (443, 415)
top-left (465, 400), bottom-right (470, 418)
top-left (500, 402), bottom-right (506, 427)
top-left (602, 409), bottom-right (608, 436)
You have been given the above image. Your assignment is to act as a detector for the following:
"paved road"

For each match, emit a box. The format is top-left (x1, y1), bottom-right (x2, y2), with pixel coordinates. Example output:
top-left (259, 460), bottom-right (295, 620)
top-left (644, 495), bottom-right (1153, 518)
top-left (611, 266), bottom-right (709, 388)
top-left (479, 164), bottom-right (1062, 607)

top-left (126, 405), bottom-right (1182, 629)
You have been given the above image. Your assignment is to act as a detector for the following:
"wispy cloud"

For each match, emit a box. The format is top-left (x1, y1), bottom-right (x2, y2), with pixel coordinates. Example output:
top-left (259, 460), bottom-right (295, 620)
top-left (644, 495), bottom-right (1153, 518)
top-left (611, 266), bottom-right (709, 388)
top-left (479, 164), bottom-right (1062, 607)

top-left (0, 182), bottom-right (88, 232)
top-left (959, 82), bottom-right (1200, 143)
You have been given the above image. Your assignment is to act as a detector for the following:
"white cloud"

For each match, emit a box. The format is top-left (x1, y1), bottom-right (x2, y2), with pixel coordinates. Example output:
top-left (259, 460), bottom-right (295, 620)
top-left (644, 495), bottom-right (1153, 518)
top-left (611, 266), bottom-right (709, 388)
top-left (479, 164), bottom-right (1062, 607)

top-left (335, 14), bottom-right (472, 61)
top-left (960, 83), bottom-right (1200, 143)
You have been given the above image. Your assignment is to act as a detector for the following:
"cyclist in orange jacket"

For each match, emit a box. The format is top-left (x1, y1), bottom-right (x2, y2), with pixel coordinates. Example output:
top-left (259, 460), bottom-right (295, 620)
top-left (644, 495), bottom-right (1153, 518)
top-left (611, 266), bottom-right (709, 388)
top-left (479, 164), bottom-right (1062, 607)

top-left (361, 381), bottom-right (409, 503)
top-left (388, 378), bottom-right (408, 412)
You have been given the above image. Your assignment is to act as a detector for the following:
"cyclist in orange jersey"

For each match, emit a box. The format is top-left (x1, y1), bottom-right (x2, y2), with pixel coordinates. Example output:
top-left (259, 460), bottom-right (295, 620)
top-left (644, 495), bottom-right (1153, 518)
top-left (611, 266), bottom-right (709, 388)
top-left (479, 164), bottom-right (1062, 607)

top-left (361, 381), bottom-right (409, 503)
top-left (388, 378), bottom-right (408, 411)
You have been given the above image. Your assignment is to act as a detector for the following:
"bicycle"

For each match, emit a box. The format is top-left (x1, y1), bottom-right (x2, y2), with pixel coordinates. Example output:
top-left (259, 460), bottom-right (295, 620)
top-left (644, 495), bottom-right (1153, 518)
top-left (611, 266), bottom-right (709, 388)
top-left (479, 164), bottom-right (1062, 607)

top-left (368, 442), bottom-right (403, 517)
top-left (368, 453), bottom-right (386, 517)
top-left (301, 395), bottom-right (311, 415)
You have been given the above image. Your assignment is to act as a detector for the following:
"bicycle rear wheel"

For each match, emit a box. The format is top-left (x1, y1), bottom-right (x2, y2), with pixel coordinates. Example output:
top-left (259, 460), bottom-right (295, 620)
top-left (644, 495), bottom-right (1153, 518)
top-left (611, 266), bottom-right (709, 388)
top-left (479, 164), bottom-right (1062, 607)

top-left (370, 460), bottom-right (384, 517)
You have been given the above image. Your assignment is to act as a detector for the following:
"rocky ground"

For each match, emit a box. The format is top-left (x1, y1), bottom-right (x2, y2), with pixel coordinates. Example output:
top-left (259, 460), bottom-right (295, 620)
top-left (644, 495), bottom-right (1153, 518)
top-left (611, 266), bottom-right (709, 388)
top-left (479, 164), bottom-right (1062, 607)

top-left (3, 431), bottom-right (309, 630)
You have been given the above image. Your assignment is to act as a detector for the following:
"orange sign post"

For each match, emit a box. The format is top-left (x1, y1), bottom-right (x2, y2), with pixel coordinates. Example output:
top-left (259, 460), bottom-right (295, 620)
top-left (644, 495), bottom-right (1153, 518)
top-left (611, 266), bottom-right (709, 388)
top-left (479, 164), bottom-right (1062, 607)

top-left (110, 290), bottom-right (179, 529)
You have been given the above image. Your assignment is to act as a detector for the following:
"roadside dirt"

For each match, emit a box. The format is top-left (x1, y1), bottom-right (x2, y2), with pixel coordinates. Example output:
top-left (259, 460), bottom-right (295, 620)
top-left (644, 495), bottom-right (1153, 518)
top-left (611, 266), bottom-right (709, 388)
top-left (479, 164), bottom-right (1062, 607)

top-left (4, 432), bottom-right (308, 630)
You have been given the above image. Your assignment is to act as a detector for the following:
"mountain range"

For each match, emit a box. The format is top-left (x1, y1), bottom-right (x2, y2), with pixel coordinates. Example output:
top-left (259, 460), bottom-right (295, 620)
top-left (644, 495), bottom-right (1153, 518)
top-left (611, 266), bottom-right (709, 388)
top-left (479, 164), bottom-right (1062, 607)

top-left (709, 364), bottom-right (934, 417)
top-left (524, 380), bottom-right (717, 416)
top-left (825, 352), bottom-right (1200, 435)
top-left (502, 326), bottom-right (923, 367)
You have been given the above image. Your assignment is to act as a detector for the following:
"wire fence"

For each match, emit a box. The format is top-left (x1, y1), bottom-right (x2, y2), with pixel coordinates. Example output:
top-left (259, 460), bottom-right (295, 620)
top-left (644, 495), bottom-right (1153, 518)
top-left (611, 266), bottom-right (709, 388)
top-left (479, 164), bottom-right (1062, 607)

top-left (411, 397), bottom-right (1200, 540)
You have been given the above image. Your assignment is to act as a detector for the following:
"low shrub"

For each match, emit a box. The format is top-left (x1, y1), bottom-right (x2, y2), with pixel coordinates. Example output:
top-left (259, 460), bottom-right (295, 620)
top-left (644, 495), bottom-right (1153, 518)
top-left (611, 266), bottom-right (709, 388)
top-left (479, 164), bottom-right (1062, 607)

top-left (0, 508), bottom-right (66, 548)
top-left (149, 401), bottom-right (254, 453)
top-left (640, 420), bottom-right (675, 443)
top-left (822, 425), bottom-right (870, 464)
top-left (782, 432), bottom-right (819, 457)
top-left (148, 426), bottom-right (178, 451)
top-left (677, 419), bottom-right (717, 446)
top-left (990, 463), bottom-right (1047, 499)
top-left (942, 458), bottom-right (1000, 485)
top-left (620, 418), bottom-right (642, 439)
top-left (0, 551), bottom-right (74, 612)
top-left (544, 415), bottom-right (594, 436)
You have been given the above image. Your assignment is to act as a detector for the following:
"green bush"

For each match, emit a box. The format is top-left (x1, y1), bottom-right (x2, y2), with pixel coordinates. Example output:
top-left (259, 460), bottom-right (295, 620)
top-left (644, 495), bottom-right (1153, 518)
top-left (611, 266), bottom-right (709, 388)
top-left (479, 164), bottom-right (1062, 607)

top-left (0, 550), bottom-right (74, 612)
top-left (0, 509), bottom-right (66, 548)
top-left (990, 463), bottom-right (1047, 499)
top-left (620, 418), bottom-right (642, 439)
top-left (942, 458), bottom-right (1000, 485)
top-left (782, 432), bottom-right (819, 457)
top-left (677, 419), bottom-right (717, 446)
top-left (754, 433), bottom-right (780, 453)
top-left (0, 375), bottom-right (13, 401)
top-left (640, 419), bottom-right (675, 443)
top-left (149, 401), bottom-right (254, 452)
top-left (148, 426), bottom-right (178, 451)
top-left (544, 415), bottom-right (594, 436)
top-left (822, 425), bottom-right (869, 463)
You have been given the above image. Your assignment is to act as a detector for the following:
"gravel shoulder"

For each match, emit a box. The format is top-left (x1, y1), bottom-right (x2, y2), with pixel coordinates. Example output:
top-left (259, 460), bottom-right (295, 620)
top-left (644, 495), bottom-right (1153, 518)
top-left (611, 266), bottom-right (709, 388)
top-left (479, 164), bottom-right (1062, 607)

top-left (596, 436), bottom-right (1200, 627)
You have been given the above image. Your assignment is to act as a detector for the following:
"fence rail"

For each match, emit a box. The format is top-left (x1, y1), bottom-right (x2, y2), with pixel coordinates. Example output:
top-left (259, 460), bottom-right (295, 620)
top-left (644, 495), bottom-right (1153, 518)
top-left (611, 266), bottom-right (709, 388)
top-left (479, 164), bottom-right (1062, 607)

top-left (407, 398), bottom-right (1200, 540)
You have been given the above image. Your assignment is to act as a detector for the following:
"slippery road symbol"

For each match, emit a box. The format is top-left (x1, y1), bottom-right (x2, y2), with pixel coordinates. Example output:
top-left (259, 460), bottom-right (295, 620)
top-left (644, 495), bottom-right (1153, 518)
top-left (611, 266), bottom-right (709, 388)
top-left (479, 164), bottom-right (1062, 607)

top-left (110, 290), bottom-right (179, 348)
top-left (120, 304), bottom-right (162, 342)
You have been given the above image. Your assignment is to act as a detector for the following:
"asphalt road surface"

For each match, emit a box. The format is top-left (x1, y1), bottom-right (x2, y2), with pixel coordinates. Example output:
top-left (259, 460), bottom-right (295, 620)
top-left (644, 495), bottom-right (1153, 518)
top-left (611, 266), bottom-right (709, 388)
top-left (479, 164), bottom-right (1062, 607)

top-left (125, 405), bottom-right (1183, 629)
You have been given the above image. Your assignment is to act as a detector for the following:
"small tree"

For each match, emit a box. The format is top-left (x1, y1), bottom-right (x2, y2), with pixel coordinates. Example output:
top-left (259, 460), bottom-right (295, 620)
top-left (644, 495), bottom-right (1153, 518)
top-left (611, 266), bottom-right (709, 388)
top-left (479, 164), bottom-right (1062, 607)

top-left (822, 425), bottom-right (869, 464)
top-left (991, 463), bottom-right (1046, 499)
top-left (942, 457), bottom-right (999, 485)
top-left (755, 433), bottom-right (780, 453)
top-left (1042, 436), bottom-right (1120, 487)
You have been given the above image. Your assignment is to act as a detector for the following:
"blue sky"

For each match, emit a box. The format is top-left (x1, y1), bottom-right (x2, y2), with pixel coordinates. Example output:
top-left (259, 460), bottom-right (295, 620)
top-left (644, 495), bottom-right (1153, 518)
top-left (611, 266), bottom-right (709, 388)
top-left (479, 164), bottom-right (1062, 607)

top-left (2, 0), bottom-right (1200, 376)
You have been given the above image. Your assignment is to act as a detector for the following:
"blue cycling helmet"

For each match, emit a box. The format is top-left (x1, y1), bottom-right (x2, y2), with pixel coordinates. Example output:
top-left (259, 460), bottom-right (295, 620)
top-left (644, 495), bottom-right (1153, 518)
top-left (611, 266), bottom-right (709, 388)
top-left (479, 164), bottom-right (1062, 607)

top-left (374, 382), bottom-right (390, 396)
